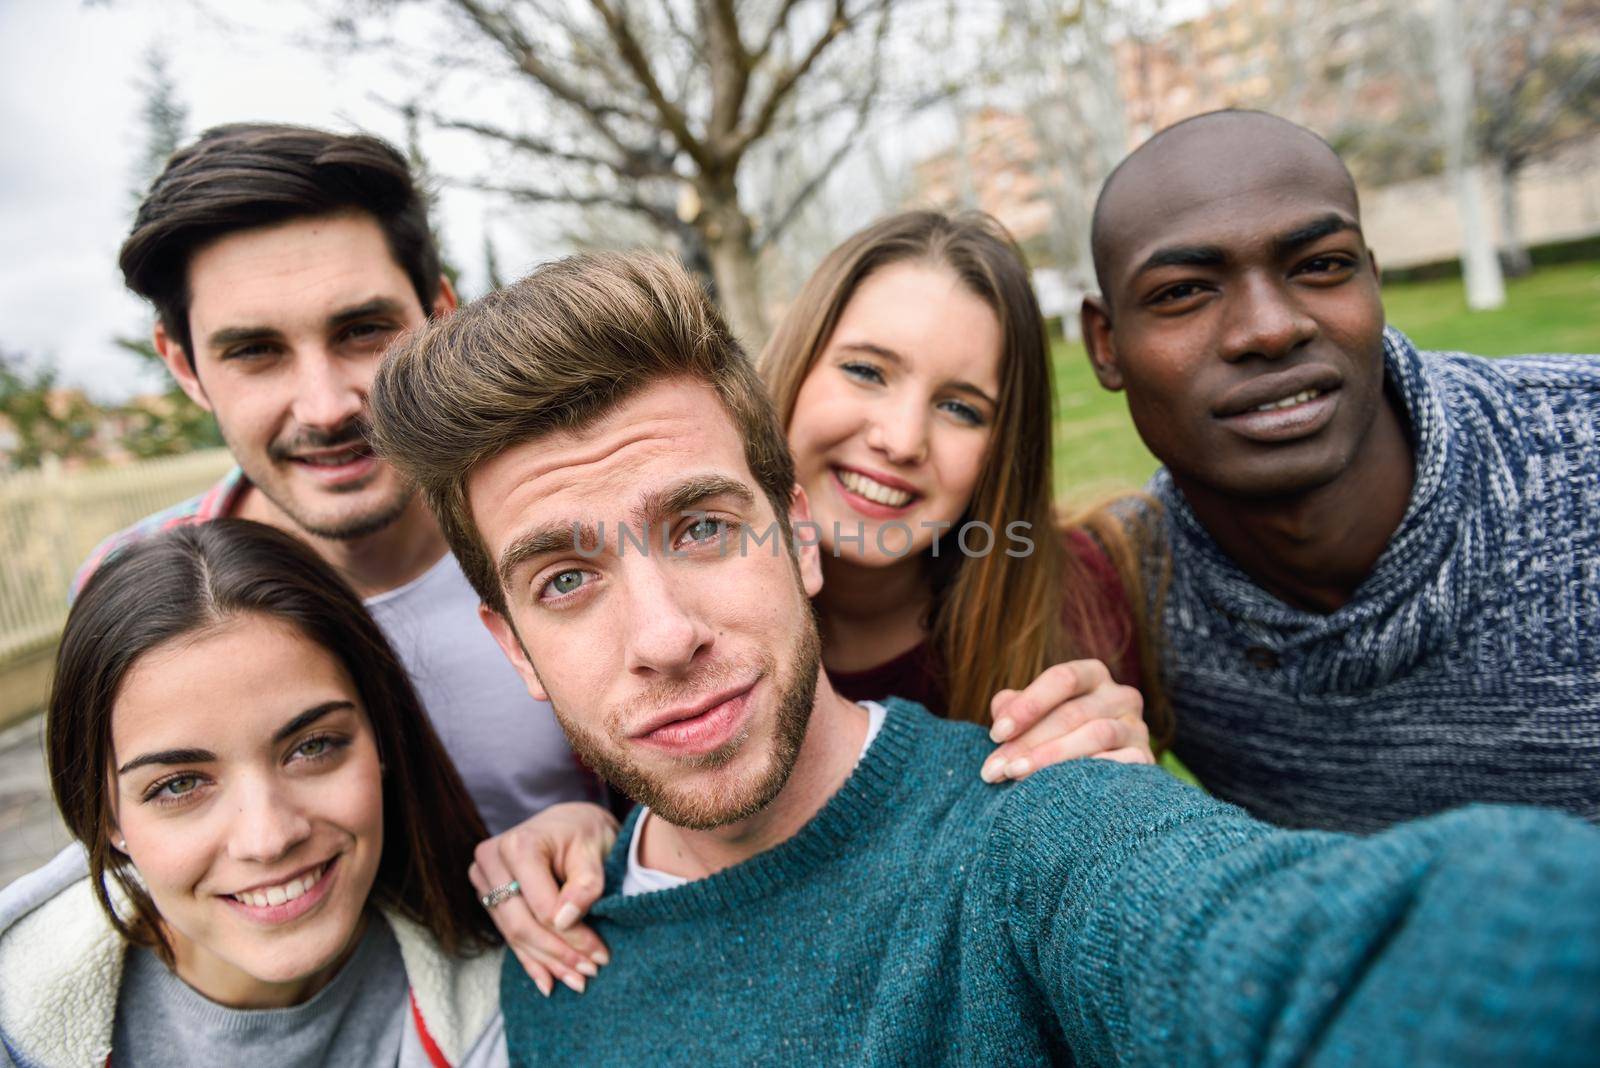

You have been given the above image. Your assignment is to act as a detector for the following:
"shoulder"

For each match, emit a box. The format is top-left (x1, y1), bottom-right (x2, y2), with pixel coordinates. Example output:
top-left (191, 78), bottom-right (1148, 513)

top-left (1421, 346), bottom-right (1600, 403)
top-left (382, 909), bottom-right (505, 1068)
top-left (978, 760), bottom-right (1255, 905)
top-left (0, 846), bottom-right (122, 1066)
top-left (69, 468), bottom-right (245, 603)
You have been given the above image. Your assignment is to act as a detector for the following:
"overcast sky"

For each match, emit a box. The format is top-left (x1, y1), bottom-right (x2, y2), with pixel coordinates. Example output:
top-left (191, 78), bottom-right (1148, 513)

top-left (0, 0), bottom-right (532, 400)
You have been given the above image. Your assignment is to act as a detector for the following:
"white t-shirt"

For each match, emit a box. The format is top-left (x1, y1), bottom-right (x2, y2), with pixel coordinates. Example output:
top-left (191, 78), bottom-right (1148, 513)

top-left (622, 700), bottom-right (888, 896)
top-left (364, 552), bottom-right (594, 835)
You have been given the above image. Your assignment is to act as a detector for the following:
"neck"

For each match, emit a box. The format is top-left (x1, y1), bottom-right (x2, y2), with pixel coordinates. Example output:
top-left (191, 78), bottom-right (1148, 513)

top-left (638, 675), bottom-right (869, 880)
top-left (1175, 391), bottom-right (1415, 614)
top-left (813, 552), bottom-right (931, 672)
top-left (166, 911), bottom-right (368, 1010)
top-left (234, 490), bottom-right (448, 599)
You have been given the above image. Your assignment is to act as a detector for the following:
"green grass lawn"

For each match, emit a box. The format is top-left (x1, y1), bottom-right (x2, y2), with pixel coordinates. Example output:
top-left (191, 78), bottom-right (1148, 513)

top-left (1051, 260), bottom-right (1600, 499)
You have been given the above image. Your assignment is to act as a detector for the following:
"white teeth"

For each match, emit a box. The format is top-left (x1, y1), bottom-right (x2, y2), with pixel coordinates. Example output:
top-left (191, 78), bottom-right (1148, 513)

top-left (1252, 388), bottom-right (1322, 413)
top-left (233, 863), bottom-right (323, 908)
top-left (837, 469), bottom-right (913, 507)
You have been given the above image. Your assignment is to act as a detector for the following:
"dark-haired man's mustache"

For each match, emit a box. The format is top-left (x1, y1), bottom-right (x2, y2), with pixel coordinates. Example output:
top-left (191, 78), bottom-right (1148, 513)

top-left (268, 418), bottom-right (374, 462)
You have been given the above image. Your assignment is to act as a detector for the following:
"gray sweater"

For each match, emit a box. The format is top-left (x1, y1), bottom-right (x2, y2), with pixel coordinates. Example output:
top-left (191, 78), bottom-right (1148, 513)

top-left (1157, 328), bottom-right (1600, 831)
top-left (0, 846), bottom-right (506, 1067)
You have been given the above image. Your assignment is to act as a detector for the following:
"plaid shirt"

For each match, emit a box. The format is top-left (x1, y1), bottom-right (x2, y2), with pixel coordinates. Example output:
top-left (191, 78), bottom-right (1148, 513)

top-left (70, 467), bottom-right (249, 602)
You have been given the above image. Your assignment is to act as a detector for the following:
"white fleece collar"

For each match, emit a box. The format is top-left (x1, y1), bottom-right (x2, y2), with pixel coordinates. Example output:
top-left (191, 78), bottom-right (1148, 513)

top-left (0, 863), bottom-right (501, 1067)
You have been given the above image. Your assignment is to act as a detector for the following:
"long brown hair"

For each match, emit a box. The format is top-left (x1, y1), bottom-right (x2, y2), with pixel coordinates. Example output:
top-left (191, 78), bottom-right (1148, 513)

top-left (760, 211), bottom-right (1170, 746)
top-left (48, 519), bottom-right (499, 962)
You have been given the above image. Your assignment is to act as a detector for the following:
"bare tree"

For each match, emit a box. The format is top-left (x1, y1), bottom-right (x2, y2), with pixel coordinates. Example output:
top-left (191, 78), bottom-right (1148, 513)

top-left (335, 0), bottom-right (908, 346)
top-left (1433, 0), bottom-right (1507, 309)
top-left (1474, 0), bottom-right (1600, 274)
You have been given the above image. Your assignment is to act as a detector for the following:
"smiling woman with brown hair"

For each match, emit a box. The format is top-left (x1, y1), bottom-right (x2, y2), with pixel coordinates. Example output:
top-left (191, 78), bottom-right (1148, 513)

top-left (0, 519), bottom-right (506, 1067)
top-left (761, 210), bottom-right (1170, 765)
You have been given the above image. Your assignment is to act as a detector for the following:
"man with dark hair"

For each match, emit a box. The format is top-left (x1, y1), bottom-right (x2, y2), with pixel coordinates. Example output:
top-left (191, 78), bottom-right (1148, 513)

top-left (368, 249), bottom-right (1600, 1067)
top-left (76, 122), bottom-right (602, 918)
top-left (1081, 109), bottom-right (1600, 831)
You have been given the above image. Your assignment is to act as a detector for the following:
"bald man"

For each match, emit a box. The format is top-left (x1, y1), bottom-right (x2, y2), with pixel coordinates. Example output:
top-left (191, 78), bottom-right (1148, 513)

top-left (1081, 109), bottom-right (1600, 832)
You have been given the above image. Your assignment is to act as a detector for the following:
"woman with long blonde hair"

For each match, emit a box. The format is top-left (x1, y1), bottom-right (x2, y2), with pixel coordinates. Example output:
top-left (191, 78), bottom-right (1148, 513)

top-left (761, 210), bottom-right (1168, 762)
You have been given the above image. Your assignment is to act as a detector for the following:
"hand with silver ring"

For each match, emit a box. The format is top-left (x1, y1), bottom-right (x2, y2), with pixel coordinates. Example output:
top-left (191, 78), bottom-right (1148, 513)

top-left (481, 880), bottom-right (522, 910)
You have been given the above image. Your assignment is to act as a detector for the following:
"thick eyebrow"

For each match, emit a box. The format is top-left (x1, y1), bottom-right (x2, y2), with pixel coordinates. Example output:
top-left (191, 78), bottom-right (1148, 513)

top-left (327, 297), bottom-right (407, 331)
top-left (115, 700), bottom-right (354, 775)
top-left (495, 475), bottom-right (758, 588)
top-left (203, 298), bottom-right (407, 352)
top-left (1273, 213), bottom-right (1360, 258)
top-left (1133, 244), bottom-right (1228, 278)
top-left (836, 341), bottom-right (996, 407)
top-left (637, 475), bottom-right (755, 529)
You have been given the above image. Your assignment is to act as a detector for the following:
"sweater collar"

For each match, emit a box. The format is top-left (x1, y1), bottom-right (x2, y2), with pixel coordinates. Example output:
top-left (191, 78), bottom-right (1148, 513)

top-left (592, 698), bottom-right (927, 924)
top-left (1159, 327), bottom-right (1484, 690)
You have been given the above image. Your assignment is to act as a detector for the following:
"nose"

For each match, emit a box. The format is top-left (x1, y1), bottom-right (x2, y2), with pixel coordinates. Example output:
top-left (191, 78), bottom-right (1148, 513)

top-left (865, 392), bottom-right (930, 466)
top-left (621, 556), bottom-right (716, 677)
top-left (1217, 272), bottom-right (1317, 363)
top-left (226, 776), bottom-right (313, 865)
top-left (290, 349), bottom-right (366, 431)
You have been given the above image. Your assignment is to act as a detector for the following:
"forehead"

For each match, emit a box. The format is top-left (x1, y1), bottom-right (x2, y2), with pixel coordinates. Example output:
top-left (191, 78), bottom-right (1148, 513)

top-left (1102, 129), bottom-right (1359, 286)
top-left (829, 261), bottom-right (1002, 389)
top-left (468, 377), bottom-right (762, 552)
top-left (113, 615), bottom-right (355, 752)
top-left (185, 210), bottom-right (420, 328)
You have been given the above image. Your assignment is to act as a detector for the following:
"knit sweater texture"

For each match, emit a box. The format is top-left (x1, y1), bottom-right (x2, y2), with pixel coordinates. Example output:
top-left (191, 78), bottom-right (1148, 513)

top-left (1157, 328), bottom-right (1600, 831)
top-left (500, 699), bottom-right (1600, 1067)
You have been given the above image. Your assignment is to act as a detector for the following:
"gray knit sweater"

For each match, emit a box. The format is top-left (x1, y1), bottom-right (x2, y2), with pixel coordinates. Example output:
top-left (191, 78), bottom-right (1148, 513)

top-left (1157, 327), bottom-right (1600, 832)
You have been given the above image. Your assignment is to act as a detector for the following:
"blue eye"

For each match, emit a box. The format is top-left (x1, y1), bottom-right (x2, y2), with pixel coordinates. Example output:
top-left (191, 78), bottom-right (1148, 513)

top-left (841, 361), bottom-right (885, 384)
top-left (683, 517), bottom-right (724, 543)
top-left (938, 400), bottom-right (984, 426)
top-left (545, 569), bottom-right (587, 597)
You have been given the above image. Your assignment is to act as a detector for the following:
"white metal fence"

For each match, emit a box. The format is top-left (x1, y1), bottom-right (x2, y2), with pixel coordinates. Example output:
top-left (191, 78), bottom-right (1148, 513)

top-left (0, 450), bottom-right (234, 665)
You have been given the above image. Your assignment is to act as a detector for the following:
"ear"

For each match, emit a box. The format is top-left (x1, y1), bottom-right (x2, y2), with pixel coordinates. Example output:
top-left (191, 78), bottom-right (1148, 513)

top-left (789, 483), bottom-right (823, 598)
top-left (479, 602), bottom-right (548, 702)
top-left (1080, 295), bottom-right (1124, 392)
top-left (431, 274), bottom-right (459, 319)
top-left (153, 320), bottom-right (213, 411)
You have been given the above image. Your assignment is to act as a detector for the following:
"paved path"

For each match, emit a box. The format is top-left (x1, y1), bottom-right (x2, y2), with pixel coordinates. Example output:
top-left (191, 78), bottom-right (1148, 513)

top-left (0, 713), bottom-right (71, 890)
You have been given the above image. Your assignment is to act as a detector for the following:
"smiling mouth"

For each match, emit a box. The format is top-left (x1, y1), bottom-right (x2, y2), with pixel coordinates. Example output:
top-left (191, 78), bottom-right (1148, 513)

top-left (834, 468), bottom-right (917, 508)
top-left (228, 859), bottom-right (333, 908)
top-left (292, 446), bottom-right (373, 468)
top-left (1248, 388), bottom-right (1325, 413)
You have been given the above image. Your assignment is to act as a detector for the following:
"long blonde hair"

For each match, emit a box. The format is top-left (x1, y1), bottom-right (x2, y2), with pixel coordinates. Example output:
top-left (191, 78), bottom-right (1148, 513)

top-left (760, 211), bottom-right (1170, 746)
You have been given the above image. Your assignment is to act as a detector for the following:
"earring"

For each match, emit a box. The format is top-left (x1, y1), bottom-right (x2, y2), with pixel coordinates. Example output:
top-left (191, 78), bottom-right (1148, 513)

top-left (116, 839), bottom-right (128, 850)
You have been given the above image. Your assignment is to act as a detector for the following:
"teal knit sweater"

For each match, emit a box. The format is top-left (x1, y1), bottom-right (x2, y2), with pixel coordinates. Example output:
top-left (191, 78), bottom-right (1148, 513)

top-left (502, 700), bottom-right (1600, 1066)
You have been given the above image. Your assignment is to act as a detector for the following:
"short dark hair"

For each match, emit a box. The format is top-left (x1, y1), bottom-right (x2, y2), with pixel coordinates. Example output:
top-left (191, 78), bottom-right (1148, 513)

top-left (120, 123), bottom-right (442, 362)
top-left (49, 519), bottom-right (498, 963)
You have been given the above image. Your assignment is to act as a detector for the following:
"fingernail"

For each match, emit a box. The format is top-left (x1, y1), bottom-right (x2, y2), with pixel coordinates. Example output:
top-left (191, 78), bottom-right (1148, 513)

top-left (1005, 758), bottom-right (1031, 779)
top-left (990, 717), bottom-right (1016, 743)
top-left (561, 972), bottom-right (587, 994)
top-left (536, 975), bottom-right (552, 998)
top-left (576, 960), bottom-right (598, 978)
top-left (554, 902), bottom-right (580, 930)
top-left (591, 948), bottom-right (610, 967)
top-left (980, 755), bottom-right (1005, 783)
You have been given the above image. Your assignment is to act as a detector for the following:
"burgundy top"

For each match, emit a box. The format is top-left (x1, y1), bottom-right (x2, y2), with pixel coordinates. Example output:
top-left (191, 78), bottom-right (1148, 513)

top-left (828, 530), bottom-right (1140, 719)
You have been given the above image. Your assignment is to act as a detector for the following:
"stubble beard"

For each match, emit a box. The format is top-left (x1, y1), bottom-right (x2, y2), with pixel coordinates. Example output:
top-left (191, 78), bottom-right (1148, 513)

top-left (552, 619), bottom-right (823, 831)
top-left (228, 419), bottom-right (414, 542)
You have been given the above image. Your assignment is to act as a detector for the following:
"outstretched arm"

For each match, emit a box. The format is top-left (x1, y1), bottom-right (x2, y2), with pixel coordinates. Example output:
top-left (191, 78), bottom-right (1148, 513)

top-left (995, 765), bottom-right (1600, 1067)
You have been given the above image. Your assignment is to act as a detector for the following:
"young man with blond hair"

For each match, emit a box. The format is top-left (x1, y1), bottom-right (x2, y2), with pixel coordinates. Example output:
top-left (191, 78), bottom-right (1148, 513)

top-left (369, 250), bottom-right (1600, 1066)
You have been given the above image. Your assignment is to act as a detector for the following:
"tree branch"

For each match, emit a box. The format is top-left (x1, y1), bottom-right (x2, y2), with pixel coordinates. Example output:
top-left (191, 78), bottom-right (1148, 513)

top-left (586, 0), bottom-right (714, 171)
top-left (461, 178), bottom-right (680, 230)
top-left (446, 0), bottom-right (641, 161)
top-left (733, 0), bottom-right (882, 158)
top-left (433, 115), bottom-right (638, 173)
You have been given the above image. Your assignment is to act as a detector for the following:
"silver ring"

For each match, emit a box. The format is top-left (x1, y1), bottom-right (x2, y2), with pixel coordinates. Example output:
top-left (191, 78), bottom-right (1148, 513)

top-left (480, 880), bottom-right (521, 910)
